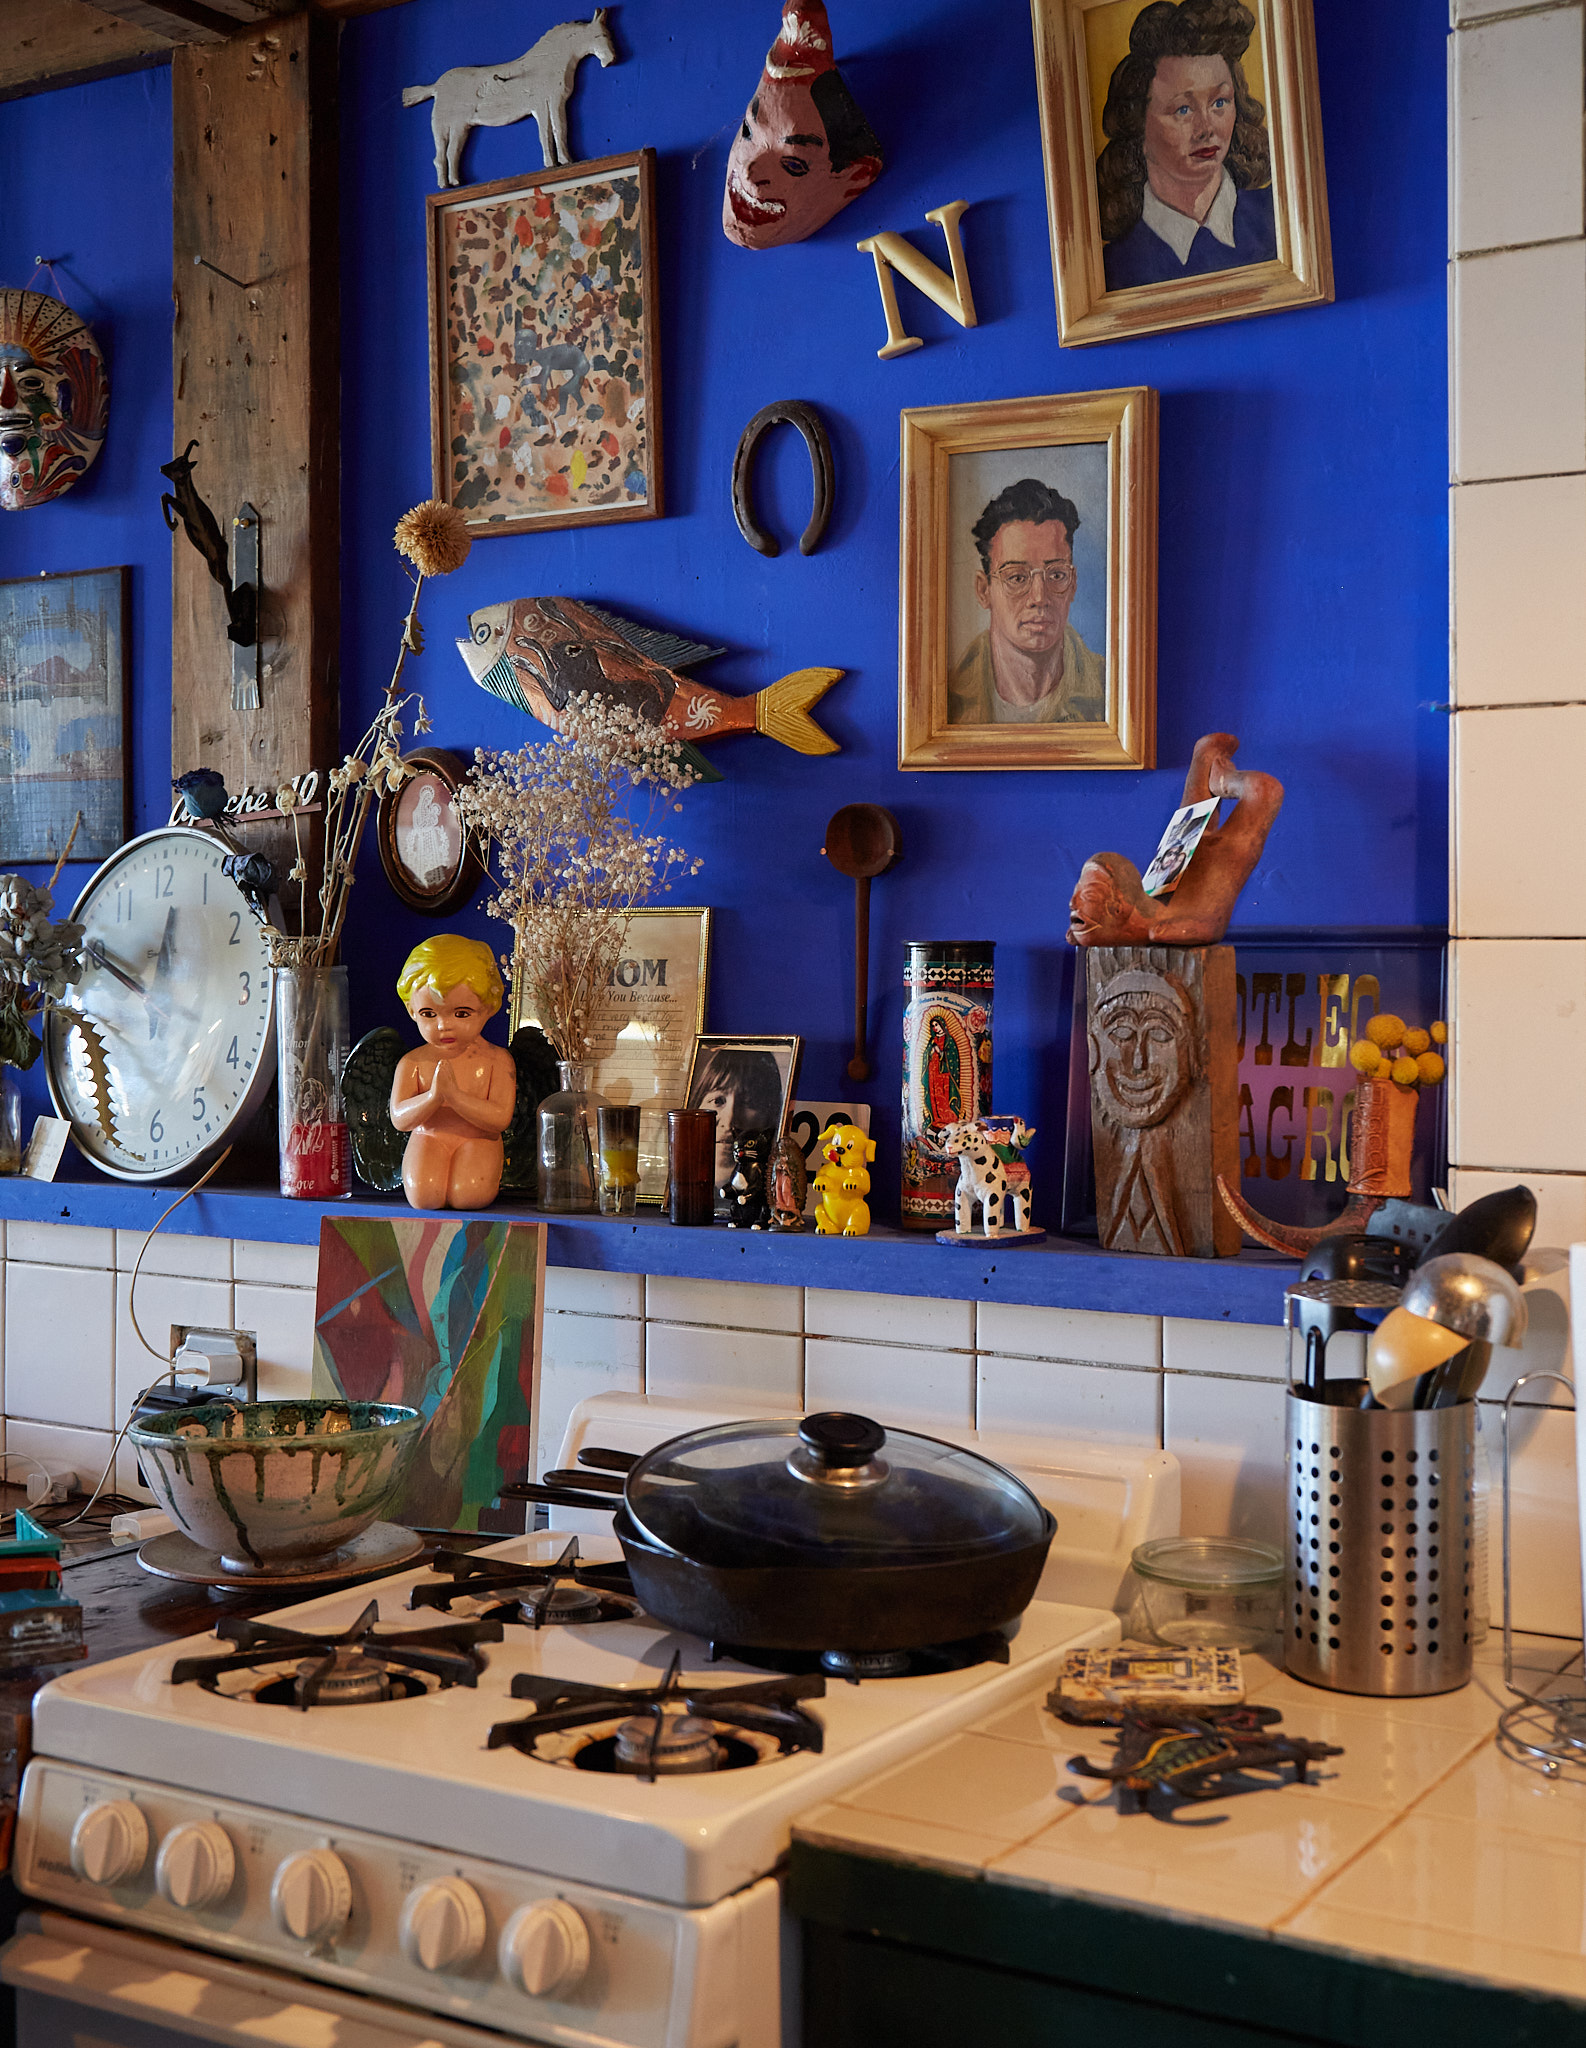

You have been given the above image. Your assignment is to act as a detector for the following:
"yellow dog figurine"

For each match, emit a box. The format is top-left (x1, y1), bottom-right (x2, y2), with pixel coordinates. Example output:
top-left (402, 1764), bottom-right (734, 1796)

top-left (813, 1122), bottom-right (876, 1237)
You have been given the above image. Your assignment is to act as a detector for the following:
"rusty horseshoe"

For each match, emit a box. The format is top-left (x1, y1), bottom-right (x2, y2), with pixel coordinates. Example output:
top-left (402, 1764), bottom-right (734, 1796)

top-left (731, 400), bottom-right (834, 559)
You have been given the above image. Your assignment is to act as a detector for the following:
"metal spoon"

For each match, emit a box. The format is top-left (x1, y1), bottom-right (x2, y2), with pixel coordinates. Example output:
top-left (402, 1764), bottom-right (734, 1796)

top-left (822, 805), bottom-right (902, 1084)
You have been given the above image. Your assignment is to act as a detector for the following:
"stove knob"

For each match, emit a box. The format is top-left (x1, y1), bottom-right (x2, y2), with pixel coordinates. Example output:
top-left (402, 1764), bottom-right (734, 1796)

top-left (270, 1848), bottom-right (352, 1944)
top-left (156, 1821), bottom-right (236, 1912)
top-left (399, 1875), bottom-right (487, 1973)
top-left (70, 1800), bottom-right (150, 1888)
top-left (500, 1898), bottom-right (592, 1998)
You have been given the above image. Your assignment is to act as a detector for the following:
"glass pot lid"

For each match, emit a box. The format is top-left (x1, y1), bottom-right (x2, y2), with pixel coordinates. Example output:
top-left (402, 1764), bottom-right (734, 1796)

top-left (621, 1412), bottom-right (1052, 1571)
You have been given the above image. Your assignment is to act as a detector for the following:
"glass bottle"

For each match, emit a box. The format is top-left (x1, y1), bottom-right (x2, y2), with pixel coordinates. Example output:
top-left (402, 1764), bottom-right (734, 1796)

top-left (537, 1062), bottom-right (607, 1213)
top-left (275, 964), bottom-right (351, 1200)
top-left (0, 1066), bottom-right (21, 1175)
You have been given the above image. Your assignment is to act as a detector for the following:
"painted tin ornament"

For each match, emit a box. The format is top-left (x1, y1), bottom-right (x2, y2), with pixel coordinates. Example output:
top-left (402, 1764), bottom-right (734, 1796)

top-left (900, 940), bottom-right (993, 1230)
top-left (0, 291), bottom-right (109, 511)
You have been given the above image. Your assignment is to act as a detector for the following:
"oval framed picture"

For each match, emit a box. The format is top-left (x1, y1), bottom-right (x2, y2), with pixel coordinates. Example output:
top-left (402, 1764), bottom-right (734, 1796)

top-left (376, 748), bottom-right (483, 916)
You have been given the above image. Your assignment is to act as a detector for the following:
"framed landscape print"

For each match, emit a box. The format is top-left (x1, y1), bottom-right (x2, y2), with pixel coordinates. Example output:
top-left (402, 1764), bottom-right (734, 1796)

top-left (898, 388), bottom-right (1156, 771)
top-left (427, 147), bottom-right (662, 536)
top-left (0, 566), bottom-right (129, 862)
top-left (376, 747), bottom-right (483, 916)
top-left (1030, 0), bottom-right (1332, 347)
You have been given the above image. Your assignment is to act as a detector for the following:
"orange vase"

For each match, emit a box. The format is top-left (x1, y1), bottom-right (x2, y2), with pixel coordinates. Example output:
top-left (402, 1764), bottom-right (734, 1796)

top-left (1346, 1077), bottom-right (1418, 1198)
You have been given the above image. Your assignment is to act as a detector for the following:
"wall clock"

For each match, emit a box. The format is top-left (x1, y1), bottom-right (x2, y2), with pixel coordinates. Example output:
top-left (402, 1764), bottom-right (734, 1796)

top-left (45, 827), bottom-right (277, 1182)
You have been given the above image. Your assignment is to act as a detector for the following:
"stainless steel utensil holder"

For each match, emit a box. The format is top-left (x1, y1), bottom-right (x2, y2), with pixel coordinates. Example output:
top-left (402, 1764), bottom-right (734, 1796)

top-left (1285, 1390), bottom-right (1473, 1696)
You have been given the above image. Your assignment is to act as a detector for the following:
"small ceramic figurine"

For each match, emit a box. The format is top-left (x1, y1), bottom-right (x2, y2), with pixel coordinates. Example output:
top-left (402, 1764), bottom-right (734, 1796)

top-left (403, 12), bottom-right (616, 187)
top-left (389, 936), bottom-right (517, 1210)
top-left (766, 1132), bottom-right (808, 1231)
top-left (938, 1116), bottom-right (1037, 1238)
top-left (719, 1129), bottom-right (772, 1230)
top-left (813, 1121), bottom-right (874, 1237)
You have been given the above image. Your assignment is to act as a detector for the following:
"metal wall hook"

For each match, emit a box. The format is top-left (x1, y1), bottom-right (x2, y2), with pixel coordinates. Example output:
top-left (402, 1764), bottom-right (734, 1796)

top-left (192, 254), bottom-right (263, 292)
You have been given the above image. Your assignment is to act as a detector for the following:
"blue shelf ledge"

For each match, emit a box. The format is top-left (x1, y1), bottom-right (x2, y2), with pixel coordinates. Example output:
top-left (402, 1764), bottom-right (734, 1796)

top-left (0, 1172), bottom-right (1297, 1324)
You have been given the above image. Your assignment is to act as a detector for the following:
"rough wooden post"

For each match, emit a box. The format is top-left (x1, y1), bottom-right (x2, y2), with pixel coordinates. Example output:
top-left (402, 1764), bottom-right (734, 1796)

top-left (1087, 943), bottom-right (1241, 1259)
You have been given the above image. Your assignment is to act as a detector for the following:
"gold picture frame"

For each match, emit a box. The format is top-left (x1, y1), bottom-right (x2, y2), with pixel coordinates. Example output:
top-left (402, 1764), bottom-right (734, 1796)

top-left (1030, 0), bottom-right (1332, 348)
top-left (511, 907), bottom-right (711, 1204)
top-left (898, 387), bottom-right (1157, 772)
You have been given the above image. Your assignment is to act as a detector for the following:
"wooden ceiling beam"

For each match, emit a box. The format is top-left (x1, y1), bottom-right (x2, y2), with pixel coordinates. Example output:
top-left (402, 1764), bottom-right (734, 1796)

top-left (0, 0), bottom-right (174, 103)
top-left (87, 0), bottom-right (279, 44)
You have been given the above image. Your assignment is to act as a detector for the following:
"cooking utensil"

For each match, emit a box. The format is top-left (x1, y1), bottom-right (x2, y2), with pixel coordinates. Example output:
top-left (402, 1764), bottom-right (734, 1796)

top-left (1284, 1278), bottom-right (1400, 1397)
top-left (1401, 1252), bottom-right (1528, 1348)
top-left (1365, 1304), bottom-right (1468, 1410)
top-left (1419, 1184), bottom-right (1537, 1279)
top-left (822, 805), bottom-right (901, 1083)
top-left (507, 1409), bottom-right (1056, 1653)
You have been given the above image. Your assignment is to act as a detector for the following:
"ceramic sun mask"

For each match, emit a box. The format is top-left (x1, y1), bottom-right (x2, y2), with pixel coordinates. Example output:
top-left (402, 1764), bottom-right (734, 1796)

top-left (0, 290), bottom-right (109, 511)
top-left (722, 1), bottom-right (883, 251)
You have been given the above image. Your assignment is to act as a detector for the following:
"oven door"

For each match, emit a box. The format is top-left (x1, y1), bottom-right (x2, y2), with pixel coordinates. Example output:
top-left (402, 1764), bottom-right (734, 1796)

top-left (2, 1908), bottom-right (537, 2047)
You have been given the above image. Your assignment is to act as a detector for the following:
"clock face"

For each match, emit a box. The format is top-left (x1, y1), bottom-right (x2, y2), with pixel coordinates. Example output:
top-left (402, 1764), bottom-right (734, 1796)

top-left (45, 828), bottom-right (277, 1181)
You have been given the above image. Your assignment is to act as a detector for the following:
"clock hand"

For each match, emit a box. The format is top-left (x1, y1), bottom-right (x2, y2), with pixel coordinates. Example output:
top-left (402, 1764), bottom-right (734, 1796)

top-left (85, 940), bottom-right (147, 997)
top-left (148, 908), bottom-right (177, 1041)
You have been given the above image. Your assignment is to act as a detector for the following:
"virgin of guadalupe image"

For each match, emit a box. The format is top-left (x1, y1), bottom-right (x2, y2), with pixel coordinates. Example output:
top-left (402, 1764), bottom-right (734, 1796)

top-left (924, 1014), bottom-right (962, 1126)
top-left (1096, 0), bottom-right (1277, 293)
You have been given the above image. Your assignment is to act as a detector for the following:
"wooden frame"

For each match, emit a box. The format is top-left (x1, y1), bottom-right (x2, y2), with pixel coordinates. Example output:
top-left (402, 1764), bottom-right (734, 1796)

top-left (684, 1033), bottom-right (804, 1214)
top-left (375, 747), bottom-right (484, 916)
top-left (0, 565), bottom-right (130, 862)
top-left (426, 148), bottom-right (662, 538)
top-left (1030, 0), bottom-right (1332, 348)
top-left (898, 389), bottom-right (1157, 772)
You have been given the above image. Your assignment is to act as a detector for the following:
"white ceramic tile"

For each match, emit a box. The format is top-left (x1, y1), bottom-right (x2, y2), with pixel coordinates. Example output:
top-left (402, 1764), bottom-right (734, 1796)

top-left (537, 1312), bottom-right (644, 1478)
top-left (1454, 707), bottom-right (1586, 936)
top-left (644, 1276), bottom-right (802, 1333)
top-left (1284, 1902), bottom-right (1586, 2002)
top-left (234, 1283), bottom-right (318, 1403)
top-left (643, 1322), bottom-right (802, 1407)
top-left (112, 1272), bottom-right (233, 1427)
top-left (1163, 1372), bottom-right (1288, 1546)
top-left (1452, 476), bottom-right (1586, 708)
top-left (1484, 1400), bottom-right (1582, 1637)
top-left (1455, 0), bottom-right (1571, 20)
top-left (974, 1304), bottom-right (1160, 1369)
top-left (1163, 1316), bottom-right (1287, 1382)
top-left (232, 1238), bottom-right (322, 1289)
top-left (796, 1804), bottom-right (1002, 1874)
top-left (840, 1732), bottom-right (1065, 1845)
top-left (113, 1228), bottom-right (231, 1282)
top-left (976, 1354), bottom-right (1160, 1448)
top-left (805, 1288), bottom-right (972, 1351)
top-left (543, 1267), bottom-right (644, 1318)
top-left (4, 1420), bottom-right (111, 1501)
top-left (990, 1848), bottom-right (1281, 1930)
top-left (1452, 7), bottom-right (1585, 255)
top-left (1450, 940), bottom-right (1586, 1171)
top-left (1471, 1255), bottom-right (1572, 1403)
top-left (7, 1221), bottom-right (114, 1269)
top-left (804, 1338), bottom-right (973, 1431)
top-left (1246, 1656), bottom-right (1540, 1735)
top-left (5, 1262), bottom-right (113, 1429)
top-left (1450, 1168), bottom-right (1586, 1251)
top-left (1420, 1737), bottom-right (1586, 1842)
top-left (1453, 241), bottom-right (1586, 484)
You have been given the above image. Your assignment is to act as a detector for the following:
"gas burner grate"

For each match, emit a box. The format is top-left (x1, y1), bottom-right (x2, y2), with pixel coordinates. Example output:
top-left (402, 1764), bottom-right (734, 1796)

top-left (410, 1536), bottom-right (641, 1628)
top-left (170, 1600), bottom-right (502, 1710)
top-left (487, 1649), bottom-right (826, 1780)
top-left (706, 1629), bottom-right (1015, 1684)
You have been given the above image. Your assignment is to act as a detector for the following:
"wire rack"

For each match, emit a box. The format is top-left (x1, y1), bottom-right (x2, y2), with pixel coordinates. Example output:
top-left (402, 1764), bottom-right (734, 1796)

top-left (1497, 1372), bottom-right (1586, 1775)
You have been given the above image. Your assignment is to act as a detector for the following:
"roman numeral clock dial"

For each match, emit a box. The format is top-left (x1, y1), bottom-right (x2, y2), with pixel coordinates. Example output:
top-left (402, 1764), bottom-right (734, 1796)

top-left (44, 829), bottom-right (277, 1182)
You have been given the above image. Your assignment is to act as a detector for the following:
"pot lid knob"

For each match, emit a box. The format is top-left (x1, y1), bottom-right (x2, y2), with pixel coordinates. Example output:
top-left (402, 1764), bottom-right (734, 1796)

top-left (798, 1412), bottom-right (887, 1468)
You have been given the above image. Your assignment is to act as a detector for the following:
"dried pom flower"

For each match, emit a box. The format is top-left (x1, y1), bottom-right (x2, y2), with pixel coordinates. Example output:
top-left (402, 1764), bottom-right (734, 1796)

top-left (1416, 1051), bottom-right (1446, 1085)
top-left (1366, 1013), bottom-right (1406, 1050)
top-left (1348, 1040), bottom-right (1380, 1076)
top-left (394, 498), bottom-right (471, 579)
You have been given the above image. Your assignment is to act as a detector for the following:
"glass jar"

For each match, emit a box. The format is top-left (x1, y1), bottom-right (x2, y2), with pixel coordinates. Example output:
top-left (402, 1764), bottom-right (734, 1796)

top-left (667, 1107), bottom-right (716, 1225)
top-left (537, 1062), bottom-right (607, 1213)
top-left (1128, 1536), bottom-right (1283, 1650)
top-left (275, 964), bottom-right (351, 1200)
top-left (0, 1066), bottom-right (21, 1175)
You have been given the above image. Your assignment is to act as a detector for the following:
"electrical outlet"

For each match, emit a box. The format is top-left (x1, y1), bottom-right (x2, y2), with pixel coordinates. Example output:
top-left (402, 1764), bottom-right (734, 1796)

top-left (168, 1326), bottom-right (258, 1400)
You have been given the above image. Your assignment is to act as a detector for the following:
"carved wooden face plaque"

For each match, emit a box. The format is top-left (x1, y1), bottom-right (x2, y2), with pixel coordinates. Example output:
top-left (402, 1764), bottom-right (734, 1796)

top-left (0, 291), bottom-right (109, 511)
top-left (1091, 967), bottom-right (1195, 1130)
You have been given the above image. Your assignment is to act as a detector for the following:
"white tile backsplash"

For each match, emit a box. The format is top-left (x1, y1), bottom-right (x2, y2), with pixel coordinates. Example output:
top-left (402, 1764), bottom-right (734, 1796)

top-left (1163, 1316), bottom-right (1288, 1382)
top-left (975, 1303), bottom-right (1161, 1370)
top-left (645, 1275), bottom-right (802, 1333)
top-left (6, 1262), bottom-right (114, 1429)
top-left (1454, 706), bottom-right (1586, 937)
top-left (1451, 476), bottom-right (1586, 708)
top-left (1163, 1373), bottom-right (1288, 1548)
top-left (1493, 1401), bottom-right (1582, 1637)
top-left (805, 1338), bottom-right (974, 1432)
top-left (114, 1229), bottom-right (231, 1282)
top-left (235, 1282), bottom-right (318, 1402)
top-left (1450, 1168), bottom-right (1586, 1251)
top-left (8, 1222), bottom-right (114, 1269)
top-left (1451, 241), bottom-right (1586, 483)
top-left (536, 1313), bottom-right (644, 1479)
top-left (543, 1267), bottom-right (644, 1318)
top-left (233, 1238), bottom-right (322, 1290)
top-left (5, 1419), bottom-right (110, 1499)
top-left (805, 1288), bottom-right (973, 1351)
top-left (977, 1354), bottom-right (1161, 1450)
top-left (643, 1321), bottom-right (802, 1407)
top-left (1450, 940), bottom-right (1586, 1171)
top-left (112, 1271), bottom-right (232, 1428)
top-left (1452, 6), bottom-right (1585, 255)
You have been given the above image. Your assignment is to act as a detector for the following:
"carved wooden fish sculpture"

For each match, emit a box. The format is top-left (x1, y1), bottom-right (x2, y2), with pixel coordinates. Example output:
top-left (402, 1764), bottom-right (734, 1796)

top-left (458, 597), bottom-right (843, 775)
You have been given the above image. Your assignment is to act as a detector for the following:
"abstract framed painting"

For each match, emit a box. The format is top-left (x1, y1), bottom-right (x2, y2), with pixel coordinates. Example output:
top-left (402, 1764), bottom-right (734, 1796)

top-left (0, 565), bottom-right (129, 862)
top-left (898, 388), bottom-right (1157, 771)
top-left (426, 147), bottom-right (662, 536)
top-left (1030, 0), bottom-right (1332, 347)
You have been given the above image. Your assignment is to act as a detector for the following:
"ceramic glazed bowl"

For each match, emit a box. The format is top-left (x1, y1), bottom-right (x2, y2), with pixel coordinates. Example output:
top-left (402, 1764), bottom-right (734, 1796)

top-left (127, 1400), bottom-right (422, 1574)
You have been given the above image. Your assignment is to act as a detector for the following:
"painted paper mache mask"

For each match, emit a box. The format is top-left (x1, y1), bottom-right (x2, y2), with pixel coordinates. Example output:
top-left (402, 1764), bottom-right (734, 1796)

top-left (0, 291), bottom-right (109, 512)
top-left (723, 2), bottom-right (882, 250)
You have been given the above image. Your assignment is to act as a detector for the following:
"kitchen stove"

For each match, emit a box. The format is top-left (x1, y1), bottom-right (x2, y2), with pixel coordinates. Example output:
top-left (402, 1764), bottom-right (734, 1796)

top-left (170, 1600), bottom-right (504, 1707)
top-left (413, 1535), bottom-right (645, 1628)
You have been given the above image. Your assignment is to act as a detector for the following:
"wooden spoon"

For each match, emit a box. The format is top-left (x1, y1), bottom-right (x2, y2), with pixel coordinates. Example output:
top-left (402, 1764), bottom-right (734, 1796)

top-left (822, 805), bottom-right (902, 1083)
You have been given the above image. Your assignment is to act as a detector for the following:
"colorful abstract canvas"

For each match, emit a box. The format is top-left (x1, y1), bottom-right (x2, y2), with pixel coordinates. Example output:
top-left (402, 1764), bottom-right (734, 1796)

top-left (311, 1217), bottom-right (545, 1532)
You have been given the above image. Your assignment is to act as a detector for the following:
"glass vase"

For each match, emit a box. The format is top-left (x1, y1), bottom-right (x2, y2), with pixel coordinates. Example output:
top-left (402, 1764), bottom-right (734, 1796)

top-left (537, 1061), bottom-right (607, 1213)
top-left (275, 964), bottom-right (351, 1200)
top-left (0, 1066), bottom-right (21, 1176)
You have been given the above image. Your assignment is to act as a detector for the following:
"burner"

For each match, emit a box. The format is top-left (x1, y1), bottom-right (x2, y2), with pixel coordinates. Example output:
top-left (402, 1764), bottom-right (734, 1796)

top-left (821, 1648), bottom-right (911, 1680)
top-left (707, 1629), bottom-right (1015, 1684)
top-left (487, 1650), bottom-right (826, 1780)
top-left (411, 1537), bottom-right (642, 1628)
top-left (170, 1601), bottom-right (502, 1710)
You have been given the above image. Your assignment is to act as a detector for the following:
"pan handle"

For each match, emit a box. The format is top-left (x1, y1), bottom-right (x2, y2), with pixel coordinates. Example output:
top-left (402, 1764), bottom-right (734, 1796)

top-left (542, 1467), bottom-right (624, 1494)
top-left (576, 1447), bottom-right (639, 1473)
top-left (500, 1481), bottom-right (617, 1513)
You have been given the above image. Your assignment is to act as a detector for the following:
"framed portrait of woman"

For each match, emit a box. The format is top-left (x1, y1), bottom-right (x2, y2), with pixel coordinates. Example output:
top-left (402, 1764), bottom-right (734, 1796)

top-left (376, 748), bottom-right (484, 916)
top-left (684, 1034), bottom-right (803, 1215)
top-left (898, 387), bottom-right (1157, 771)
top-left (1030, 0), bottom-right (1332, 347)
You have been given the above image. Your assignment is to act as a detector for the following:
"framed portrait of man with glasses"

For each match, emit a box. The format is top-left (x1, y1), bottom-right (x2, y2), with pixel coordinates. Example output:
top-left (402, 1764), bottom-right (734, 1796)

top-left (898, 388), bottom-right (1157, 770)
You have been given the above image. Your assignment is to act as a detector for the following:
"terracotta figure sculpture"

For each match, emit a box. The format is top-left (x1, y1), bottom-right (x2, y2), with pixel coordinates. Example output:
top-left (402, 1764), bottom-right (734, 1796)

top-left (0, 290), bottom-right (109, 511)
top-left (390, 935), bottom-right (517, 1210)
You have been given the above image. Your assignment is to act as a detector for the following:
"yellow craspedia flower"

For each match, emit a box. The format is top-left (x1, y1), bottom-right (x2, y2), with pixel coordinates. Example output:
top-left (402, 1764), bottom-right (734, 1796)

top-left (1391, 1056), bottom-right (1420, 1086)
top-left (1430, 1020), bottom-right (1447, 1045)
top-left (1416, 1051), bottom-right (1446, 1084)
top-left (1348, 1040), bottom-right (1381, 1075)
top-left (1366, 1014), bottom-right (1406, 1050)
top-left (1402, 1027), bottom-right (1430, 1056)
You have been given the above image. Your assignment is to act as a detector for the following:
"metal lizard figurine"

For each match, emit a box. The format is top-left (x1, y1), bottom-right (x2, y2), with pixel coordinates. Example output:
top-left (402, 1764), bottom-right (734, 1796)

top-left (1058, 1702), bottom-right (1344, 1815)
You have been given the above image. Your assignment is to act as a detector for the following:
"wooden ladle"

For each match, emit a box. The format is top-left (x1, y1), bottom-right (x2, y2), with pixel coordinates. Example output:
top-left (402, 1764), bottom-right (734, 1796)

top-left (822, 804), bottom-right (902, 1083)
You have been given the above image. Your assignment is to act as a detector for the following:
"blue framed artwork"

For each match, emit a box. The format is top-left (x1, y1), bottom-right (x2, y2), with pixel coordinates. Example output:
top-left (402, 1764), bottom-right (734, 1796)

top-left (0, 566), bottom-right (129, 863)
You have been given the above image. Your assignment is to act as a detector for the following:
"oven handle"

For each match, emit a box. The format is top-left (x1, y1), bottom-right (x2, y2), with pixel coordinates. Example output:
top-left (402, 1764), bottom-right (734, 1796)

top-left (0, 1909), bottom-right (514, 2045)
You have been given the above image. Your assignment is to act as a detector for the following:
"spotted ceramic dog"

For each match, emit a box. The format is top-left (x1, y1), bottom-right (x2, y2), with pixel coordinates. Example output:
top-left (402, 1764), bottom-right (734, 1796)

top-left (938, 1117), bottom-right (1035, 1236)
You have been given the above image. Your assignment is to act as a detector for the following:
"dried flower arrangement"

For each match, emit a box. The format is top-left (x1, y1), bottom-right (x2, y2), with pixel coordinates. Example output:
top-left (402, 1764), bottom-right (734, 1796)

top-left (457, 694), bottom-right (702, 1063)
top-left (0, 867), bottom-right (84, 1071)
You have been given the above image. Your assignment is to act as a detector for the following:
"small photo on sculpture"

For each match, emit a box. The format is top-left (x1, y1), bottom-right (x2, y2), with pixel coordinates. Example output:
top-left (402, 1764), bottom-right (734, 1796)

top-left (1139, 796), bottom-right (1218, 898)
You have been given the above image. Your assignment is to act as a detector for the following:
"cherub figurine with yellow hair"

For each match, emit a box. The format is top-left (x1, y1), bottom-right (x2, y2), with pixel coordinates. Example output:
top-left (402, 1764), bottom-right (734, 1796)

top-left (389, 935), bottom-right (517, 1209)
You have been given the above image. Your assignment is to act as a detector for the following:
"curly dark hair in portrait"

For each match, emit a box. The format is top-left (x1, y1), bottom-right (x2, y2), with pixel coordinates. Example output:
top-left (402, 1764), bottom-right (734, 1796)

top-left (810, 68), bottom-right (883, 177)
top-left (971, 478), bottom-right (1081, 575)
top-left (1096, 0), bottom-right (1272, 244)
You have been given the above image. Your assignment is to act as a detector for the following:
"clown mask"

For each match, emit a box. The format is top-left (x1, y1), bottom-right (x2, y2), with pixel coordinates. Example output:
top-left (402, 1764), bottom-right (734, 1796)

top-left (0, 291), bottom-right (109, 513)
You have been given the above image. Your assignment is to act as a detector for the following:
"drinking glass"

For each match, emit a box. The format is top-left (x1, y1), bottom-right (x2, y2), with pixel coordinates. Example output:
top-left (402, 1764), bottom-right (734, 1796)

top-left (596, 1105), bottom-right (641, 1216)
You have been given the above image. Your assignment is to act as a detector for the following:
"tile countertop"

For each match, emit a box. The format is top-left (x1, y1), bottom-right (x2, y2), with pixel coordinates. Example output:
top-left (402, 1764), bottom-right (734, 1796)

top-left (794, 1631), bottom-right (1586, 2008)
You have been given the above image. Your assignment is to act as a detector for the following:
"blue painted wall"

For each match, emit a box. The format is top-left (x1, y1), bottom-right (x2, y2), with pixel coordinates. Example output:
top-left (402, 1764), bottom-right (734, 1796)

top-left (0, 2), bottom-right (1449, 1213)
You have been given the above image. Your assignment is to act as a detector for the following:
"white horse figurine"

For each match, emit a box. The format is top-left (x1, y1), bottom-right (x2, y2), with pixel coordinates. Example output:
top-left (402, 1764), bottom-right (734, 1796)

top-left (939, 1117), bottom-right (1035, 1236)
top-left (404, 12), bottom-right (617, 188)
